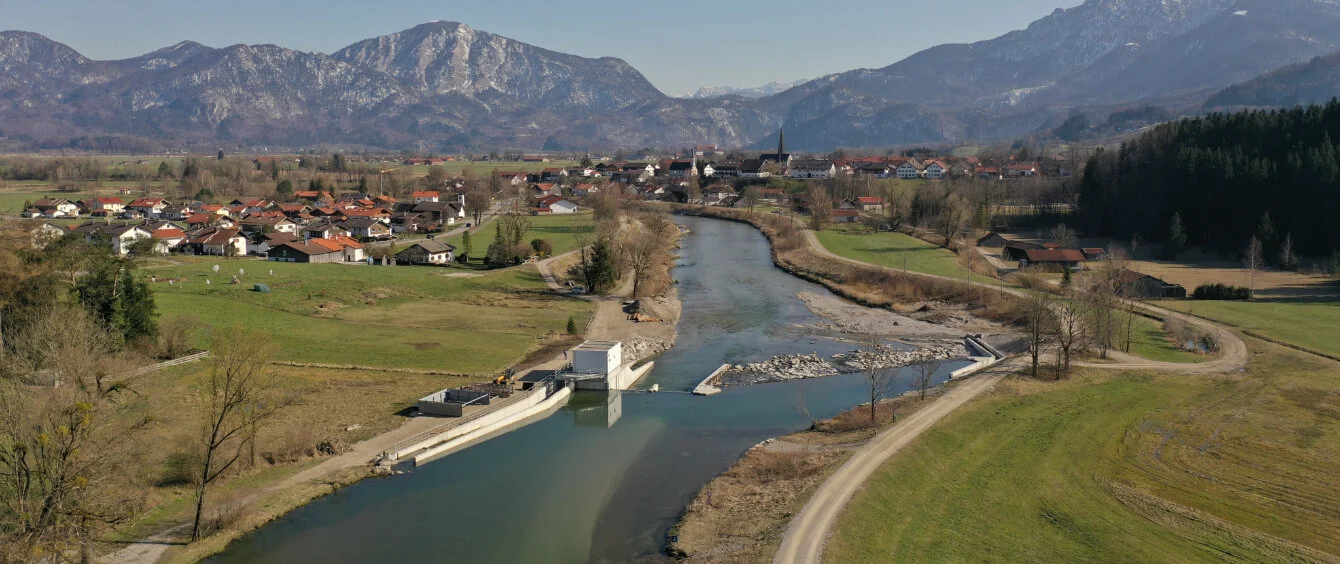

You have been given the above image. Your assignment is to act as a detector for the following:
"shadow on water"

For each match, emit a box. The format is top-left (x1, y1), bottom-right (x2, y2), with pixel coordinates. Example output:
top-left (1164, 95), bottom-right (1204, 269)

top-left (207, 215), bottom-right (968, 563)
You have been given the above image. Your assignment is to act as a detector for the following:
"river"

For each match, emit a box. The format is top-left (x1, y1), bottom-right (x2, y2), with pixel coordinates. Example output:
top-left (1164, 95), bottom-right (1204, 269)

top-left (209, 215), bottom-right (967, 563)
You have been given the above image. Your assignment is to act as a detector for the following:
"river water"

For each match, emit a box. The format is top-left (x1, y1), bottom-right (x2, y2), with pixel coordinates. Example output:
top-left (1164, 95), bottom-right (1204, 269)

top-left (210, 215), bottom-right (966, 563)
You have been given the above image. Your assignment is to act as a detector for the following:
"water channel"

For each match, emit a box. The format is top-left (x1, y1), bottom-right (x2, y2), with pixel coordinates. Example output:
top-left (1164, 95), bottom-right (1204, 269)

top-left (210, 215), bottom-right (967, 563)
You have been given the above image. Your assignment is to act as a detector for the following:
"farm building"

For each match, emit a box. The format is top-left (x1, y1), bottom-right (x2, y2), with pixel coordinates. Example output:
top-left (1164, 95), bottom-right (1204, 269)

top-left (266, 241), bottom-right (345, 263)
top-left (1002, 240), bottom-right (1043, 261)
top-left (537, 196), bottom-right (578, 214)
top-left (1020, 248), bottom-right (1085, 271)
top-left (1112, 269), bottom-right (1187, 299)
top-left (831, 209), bottom-right (860, 223)
top-left (396, 240), bottom-right (456, 265)
top-left (976, 232), bottom-right (1012, 248)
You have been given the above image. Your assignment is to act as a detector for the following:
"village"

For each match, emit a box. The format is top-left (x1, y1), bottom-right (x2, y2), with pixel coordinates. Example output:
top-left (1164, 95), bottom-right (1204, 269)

top-left (14, 136), bottom-right (1078, 271)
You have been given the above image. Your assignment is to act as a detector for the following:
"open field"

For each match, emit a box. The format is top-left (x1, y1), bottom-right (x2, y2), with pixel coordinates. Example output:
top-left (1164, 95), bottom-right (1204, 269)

top-left (401, 159), bottom-right (581, 177)
top-left (441, 210), bottom-right (594, 262)
top-left (815, 224), bottom-right (975, 281)
top-left (1164, 298), bottom-right (1340, 359)
top-left (145, 258), bottom-right (593, 372)
top-left (1127, 315), bottom-right (1210, 364)
top-left (383, 211), bottom-right (595, 268)
top-left (826, 341), bottom-right (1340, 562)
top-left (100, 359), bottom-right (475, 554)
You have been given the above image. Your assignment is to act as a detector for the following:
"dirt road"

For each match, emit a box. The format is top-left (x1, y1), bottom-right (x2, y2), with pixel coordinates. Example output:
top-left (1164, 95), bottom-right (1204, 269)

top-left (772, 359), bottom-right (1021, 564)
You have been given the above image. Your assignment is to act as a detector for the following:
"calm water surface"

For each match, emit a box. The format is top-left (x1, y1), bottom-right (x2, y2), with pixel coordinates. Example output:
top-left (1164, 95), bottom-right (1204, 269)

top-left (210, 215), bottom-right (964, 563)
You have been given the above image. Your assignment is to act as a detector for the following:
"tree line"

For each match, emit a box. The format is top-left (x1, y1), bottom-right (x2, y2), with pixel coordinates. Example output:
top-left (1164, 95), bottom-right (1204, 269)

top-left (1076, 99), bottom-right (1340, 259)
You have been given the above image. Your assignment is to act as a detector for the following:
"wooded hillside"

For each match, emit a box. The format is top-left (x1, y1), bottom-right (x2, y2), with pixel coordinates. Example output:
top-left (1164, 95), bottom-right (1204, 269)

top-left (1077, 100), bottom-right (1340, 257)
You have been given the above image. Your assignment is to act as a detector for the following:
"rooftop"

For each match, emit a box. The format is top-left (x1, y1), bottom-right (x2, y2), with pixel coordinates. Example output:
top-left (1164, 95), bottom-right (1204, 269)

top-left (574, 340), bottom-right (620, 353)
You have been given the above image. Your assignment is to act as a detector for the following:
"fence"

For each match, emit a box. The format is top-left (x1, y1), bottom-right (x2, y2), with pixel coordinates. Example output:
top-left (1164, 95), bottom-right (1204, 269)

top-left (116, 351), bottom-right (210, 381)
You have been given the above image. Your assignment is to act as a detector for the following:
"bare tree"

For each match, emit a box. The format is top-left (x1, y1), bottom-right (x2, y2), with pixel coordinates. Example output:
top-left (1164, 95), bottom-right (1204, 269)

top-left (1053, 301), bottom-right (1088, 378)
top-left (499, 212), bottom-right (532, 248)
top-left (882, 182), bottom-right (913, 229)
top-left (0, 384), bottom-right (131, 560)
top-left (1024, 291), bottom-right (1056, 378)
top-left (1243, 236), bottom-right (1264, 300)
top-left (0, 309), bottom-right (135, 559)
top-left (742, 186), bottom-right (761, 213)
top-left (807, 187), bottom-right (832, 232)
top-left (464, 188), bottom-right (491, 226)
top-left (851, 338), bottom-right (902, 425)
top-left (7, 305), bottom-right (117, 394)
top-left (1049, 224), bottom-right (1079, 249)
top-left (622, 224), bottom-right (661, 298)
top-left (935, 193), bottom-right (970, 248)
top-left (911, 358), bottom-right (945, 401)
top-left (190, 326), bottom-right (282, 541)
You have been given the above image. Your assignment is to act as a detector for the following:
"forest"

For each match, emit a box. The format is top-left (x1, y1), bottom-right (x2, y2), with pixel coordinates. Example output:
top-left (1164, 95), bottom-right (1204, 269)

top-left (1076, 99), bottom-right (1340, 258)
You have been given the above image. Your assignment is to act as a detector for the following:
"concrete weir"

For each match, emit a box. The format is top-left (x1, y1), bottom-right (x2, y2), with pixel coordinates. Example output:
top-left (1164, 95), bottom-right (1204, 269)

top-left (692, 364), bottom-right (730, 395)
top-left (951, 335), bottom-right (1006, 379)
top-left (384, 341), bottom-right (661, 467)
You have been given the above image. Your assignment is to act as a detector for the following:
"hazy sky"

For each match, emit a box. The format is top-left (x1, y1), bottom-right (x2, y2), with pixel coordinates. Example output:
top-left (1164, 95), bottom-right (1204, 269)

top-left (2, 0), bottom-right (1075, 95)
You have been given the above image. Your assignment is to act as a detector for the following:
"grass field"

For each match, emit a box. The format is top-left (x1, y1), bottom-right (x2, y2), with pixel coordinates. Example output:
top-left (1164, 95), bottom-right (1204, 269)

top-left (384, 211), bottom-right (595, 268)
top-left (100, 359), bottom-right (476, 553)
top-left (1164, 298), bottom-right (1340, 358)
top-left (826, 342), bottom-right (1340, 562)
top-left (402, 160), bottom-right (581, 178)
top-left (443, 211), bottom-right (594, 262)
top-left (145, 258), bottom-right (593, 372)
top-left (815, 224), bottom-right (974, 280)
top-left (1127, 315), bottom-right (1209, 363)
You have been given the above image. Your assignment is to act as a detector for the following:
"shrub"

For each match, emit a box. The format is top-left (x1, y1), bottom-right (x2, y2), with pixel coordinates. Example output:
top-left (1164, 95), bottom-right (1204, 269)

top-left (531, 238), bottom-right (553, 257)
top-left (1192, 283), bottom-right (1251, 300)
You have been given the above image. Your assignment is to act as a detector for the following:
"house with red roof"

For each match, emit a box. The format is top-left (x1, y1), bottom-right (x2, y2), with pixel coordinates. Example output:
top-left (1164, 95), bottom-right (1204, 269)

top-left (831, 209), bottom-right (861, 223)
top-left (1020, 248), bottom-right (1085, 271)
top-left (182, 227), bottom-right (246, 256)
top-left (1006, 162), bottom-right (1039, 177)
top-left (412, 190), bottom-right (440, 203)
top-left (88, 197), bottom-right (126, 214)
top-left (127, 197), bottom-right (169, 217)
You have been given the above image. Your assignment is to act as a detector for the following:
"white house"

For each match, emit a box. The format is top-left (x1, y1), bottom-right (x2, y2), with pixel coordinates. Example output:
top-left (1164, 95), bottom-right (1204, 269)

top-left (95, 224), bottom-right (154, 255)
top-left (87, 197), bottom-right (126, 214)
top-left (896, 161), bottom-right (924, 179)
top-left (739, 159), bottom-right (771, 179)
top-left (789, 159), bottom-right (837, 179)
top-left (538, 195), bottom-right (579, 214)
top-left (32, 198), bottom-right (79, 217)
top-left (127, 197), bottom-right (169, 218)
top-left (412, 190), bottom-right (440, 203)
top-left (923, 160), bottom-right (948, 179)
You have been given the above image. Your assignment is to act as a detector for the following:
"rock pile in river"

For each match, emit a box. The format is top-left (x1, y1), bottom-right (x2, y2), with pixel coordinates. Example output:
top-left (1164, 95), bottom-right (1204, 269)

top-left (832, 344), bottom-right (961, 372)
top-left (718, 343), bottom-right (962, 387)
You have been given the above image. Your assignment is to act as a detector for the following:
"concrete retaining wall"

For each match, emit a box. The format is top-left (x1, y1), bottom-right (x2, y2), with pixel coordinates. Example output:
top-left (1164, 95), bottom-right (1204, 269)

top-left (412, 387), bottom-right (573, 465)
top-left (949, 336), bottom-right (1006, 379)
top-left (613, 361), bottom-right (655, 390)
top-left (692, 364), bottom-right (730, 395)
top-left (390, 385), bottom-right (569, 462)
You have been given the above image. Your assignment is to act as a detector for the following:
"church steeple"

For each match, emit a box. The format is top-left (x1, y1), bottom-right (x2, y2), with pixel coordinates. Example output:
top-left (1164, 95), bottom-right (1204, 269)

top-left (777, 127), bottom-right (785, 157)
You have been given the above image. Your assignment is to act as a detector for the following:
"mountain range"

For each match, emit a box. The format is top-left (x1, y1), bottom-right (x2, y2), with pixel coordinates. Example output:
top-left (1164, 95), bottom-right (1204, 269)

top-left (686, 80), bottom-right (810, 100)
top-left (3, 0), bottom-right (1340, 152)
